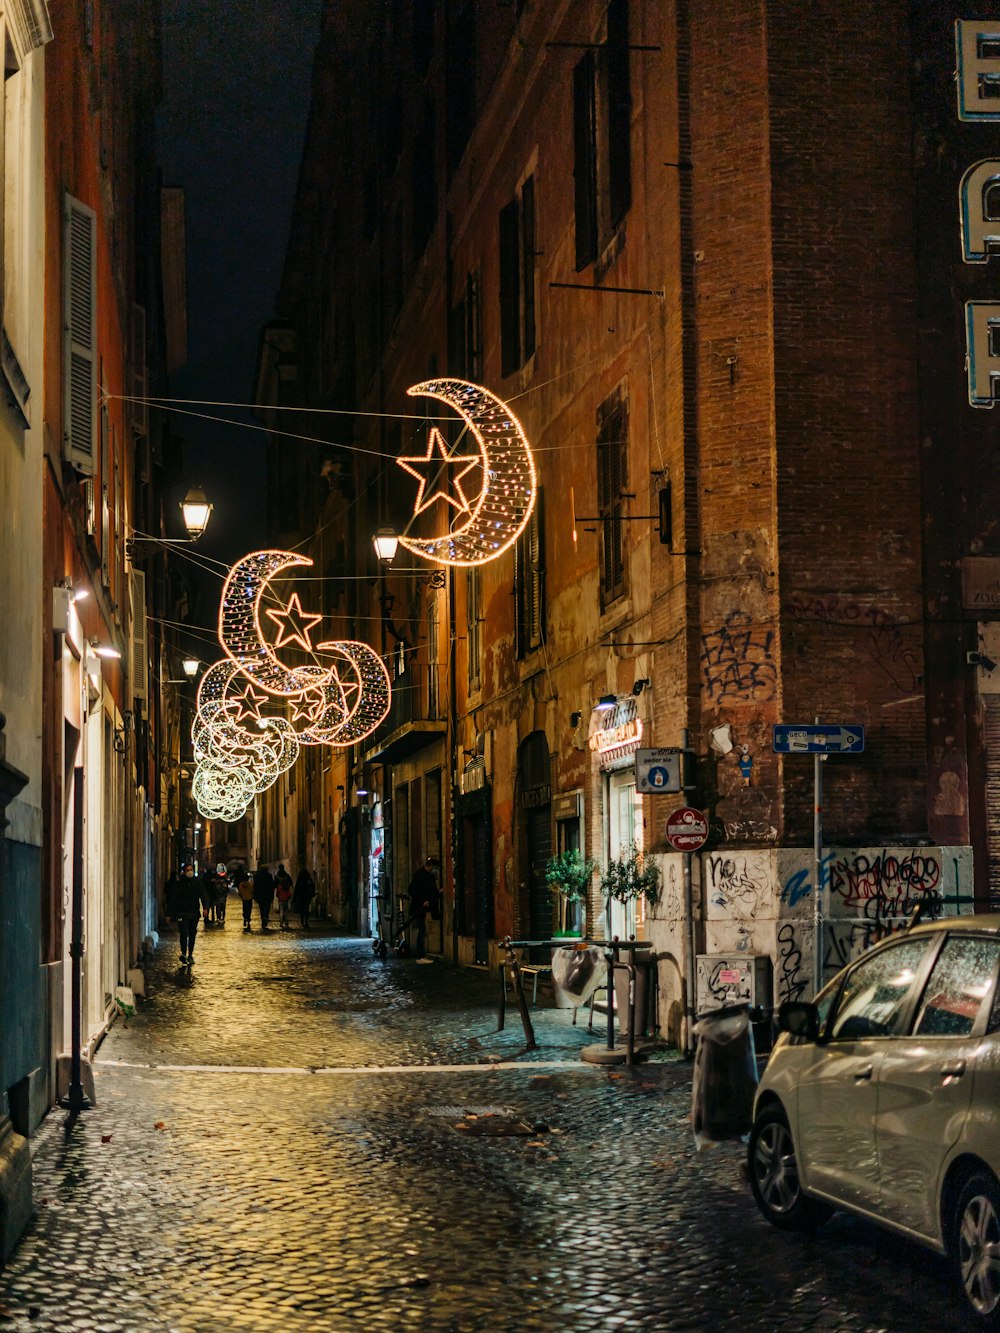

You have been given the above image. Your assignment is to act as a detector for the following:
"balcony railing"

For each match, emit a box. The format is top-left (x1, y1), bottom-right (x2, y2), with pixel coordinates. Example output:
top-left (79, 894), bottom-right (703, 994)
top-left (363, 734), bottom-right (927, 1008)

top-left (364, 670), bottom-right (446, 763)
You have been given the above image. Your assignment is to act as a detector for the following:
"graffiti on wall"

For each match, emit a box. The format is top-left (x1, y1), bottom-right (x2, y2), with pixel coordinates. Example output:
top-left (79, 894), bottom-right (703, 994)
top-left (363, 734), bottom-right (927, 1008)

top-left (706, 853), bottom-right (769, 919)
top-left (784, 595), bottom-right (920, 693)
top-left (700, 611), bottom-right (776, 703)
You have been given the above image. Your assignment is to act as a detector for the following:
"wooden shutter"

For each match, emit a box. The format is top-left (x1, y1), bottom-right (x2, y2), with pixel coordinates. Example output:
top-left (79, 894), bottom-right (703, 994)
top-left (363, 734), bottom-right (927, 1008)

top-left (573, 53), bottom-right (598, 270)
top-left (528, 489), bottom-right (544, 649)
top-left (521, 175), bottom-right (536, 361)
top-left (130, 568), bottom-right (148, 703)
top-left (63, 194), bottom-right (97, 474)
top-left (986, 698), bottom-right (1000, 909)
top-left (606, 0), bottom-right (632, 228)
top-left (499, 198), bottom-right (521, 376)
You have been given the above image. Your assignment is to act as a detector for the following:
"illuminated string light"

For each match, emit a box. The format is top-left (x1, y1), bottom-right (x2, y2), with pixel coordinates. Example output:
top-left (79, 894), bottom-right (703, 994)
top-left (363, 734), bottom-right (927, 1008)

top-left (395, 378), bottom-right (537, 567)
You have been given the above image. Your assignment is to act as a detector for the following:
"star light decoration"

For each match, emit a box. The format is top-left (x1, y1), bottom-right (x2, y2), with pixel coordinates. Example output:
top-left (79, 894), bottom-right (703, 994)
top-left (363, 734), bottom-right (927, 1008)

top-left (394, 378), bottom-right (537, 567)
top-left (190, 552), bottom-right (391, 823)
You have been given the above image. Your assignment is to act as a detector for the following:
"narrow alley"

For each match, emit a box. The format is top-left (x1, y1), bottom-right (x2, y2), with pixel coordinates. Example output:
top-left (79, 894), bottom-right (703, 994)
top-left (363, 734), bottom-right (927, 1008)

top-left (0, 921), bottom-right (963, 1333)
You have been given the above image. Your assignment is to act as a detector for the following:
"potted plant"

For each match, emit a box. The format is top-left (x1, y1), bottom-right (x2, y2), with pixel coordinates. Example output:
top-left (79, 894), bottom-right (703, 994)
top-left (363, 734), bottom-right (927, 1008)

top-left (545, 849), bottom-right (596, 1008)
top-left (545, 848), bottom-right (596, 937)
top-left (599, 845), bottom-right (660, 1036)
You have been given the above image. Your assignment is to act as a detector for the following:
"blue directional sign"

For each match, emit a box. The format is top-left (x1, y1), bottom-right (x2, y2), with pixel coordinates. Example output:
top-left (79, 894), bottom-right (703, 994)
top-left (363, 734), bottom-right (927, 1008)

top-left (772, 724), bottom-right (864, 755)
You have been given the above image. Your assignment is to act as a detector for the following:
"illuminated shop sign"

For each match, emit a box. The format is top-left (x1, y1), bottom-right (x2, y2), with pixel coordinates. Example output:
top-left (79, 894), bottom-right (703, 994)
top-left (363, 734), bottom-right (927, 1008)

top-left (588, 715), bottom-right (643, 754)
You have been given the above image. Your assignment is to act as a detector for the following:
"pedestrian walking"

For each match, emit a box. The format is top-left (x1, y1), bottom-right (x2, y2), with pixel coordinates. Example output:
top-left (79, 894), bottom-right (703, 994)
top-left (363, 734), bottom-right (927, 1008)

top-left (275, 866), bottom-right (293, 929)
top-left (407, 857), bottom-right (440, 960)
top-left (236, 867), bottom-right (254, 931)
top-left (212, 867), bottom-right (229, 925)
top-left (253, 864), bottom-right (276, 930)
top-left (292, 866), bottom-right (315, 928)
top-left (166, 863), bottom-right (208, 965)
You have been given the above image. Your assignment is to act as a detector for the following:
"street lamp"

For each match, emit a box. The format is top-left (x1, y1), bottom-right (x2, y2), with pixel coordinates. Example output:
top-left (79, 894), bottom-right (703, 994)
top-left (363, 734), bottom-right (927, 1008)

top-left (373, 527), bottom-right (400, 563)
top-left (181, 657), bottom-right (200, 679)
top-left (180, 486), bottom-right (213, 540)
top-left (127, 485), bottom-right (213, 557)
top-left (90, 639), bottom-right (122, 660)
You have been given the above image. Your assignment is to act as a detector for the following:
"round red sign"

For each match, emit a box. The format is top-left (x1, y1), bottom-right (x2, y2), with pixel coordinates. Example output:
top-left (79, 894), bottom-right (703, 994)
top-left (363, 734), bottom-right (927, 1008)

top-left (665, 806), bottom-right (709, 852)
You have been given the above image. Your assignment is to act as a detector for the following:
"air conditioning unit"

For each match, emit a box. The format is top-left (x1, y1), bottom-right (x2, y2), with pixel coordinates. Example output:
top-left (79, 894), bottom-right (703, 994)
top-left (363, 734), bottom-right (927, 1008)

top-left (696, 954), bottom-right (772, 1013)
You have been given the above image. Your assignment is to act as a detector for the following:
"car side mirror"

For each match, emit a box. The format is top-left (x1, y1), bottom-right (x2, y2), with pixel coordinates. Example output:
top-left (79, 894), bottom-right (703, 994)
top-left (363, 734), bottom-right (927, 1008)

top-left (777, 1000), bottom-right (820, 1042)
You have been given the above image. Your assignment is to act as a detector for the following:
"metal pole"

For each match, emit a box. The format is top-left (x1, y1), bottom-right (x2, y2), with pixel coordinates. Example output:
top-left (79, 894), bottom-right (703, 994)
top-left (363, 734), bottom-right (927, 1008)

top-left (62, 770), bottom-right (91, 1123)
top-left (813, 716), bottom-right (824, 996)
top-left (684, 850), bottom-right (696, 1054)
top-left (606, 940), bottom-right (619, 1050)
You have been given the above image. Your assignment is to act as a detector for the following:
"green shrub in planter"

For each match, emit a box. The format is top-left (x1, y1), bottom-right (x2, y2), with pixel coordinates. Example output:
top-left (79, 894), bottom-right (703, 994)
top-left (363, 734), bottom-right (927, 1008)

top-left (599, 844), bottom-right (661, 909)
top-left (545, 849), bottom-right (596, 934)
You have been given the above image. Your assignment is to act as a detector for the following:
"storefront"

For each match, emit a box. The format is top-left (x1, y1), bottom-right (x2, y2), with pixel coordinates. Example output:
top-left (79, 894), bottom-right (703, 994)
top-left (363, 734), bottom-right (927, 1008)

top-left (588, 696), bottom-right (645, 939)
top-left (456, 754), bottom-right (492, 965)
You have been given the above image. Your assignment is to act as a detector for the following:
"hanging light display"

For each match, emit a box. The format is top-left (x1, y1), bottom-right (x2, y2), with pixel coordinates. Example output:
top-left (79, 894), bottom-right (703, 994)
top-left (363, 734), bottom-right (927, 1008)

top-left (190, 553), bottom-right (392, 822)
top-left (394, 378), bottom-right (536, 567)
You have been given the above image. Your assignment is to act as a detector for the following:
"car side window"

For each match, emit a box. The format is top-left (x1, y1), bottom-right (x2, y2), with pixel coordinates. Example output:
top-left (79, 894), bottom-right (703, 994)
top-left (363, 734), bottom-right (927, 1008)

top-left (828, 938), bottom-right (930, 1041)
top-left (913, 936), bottom-right (1000, 1038)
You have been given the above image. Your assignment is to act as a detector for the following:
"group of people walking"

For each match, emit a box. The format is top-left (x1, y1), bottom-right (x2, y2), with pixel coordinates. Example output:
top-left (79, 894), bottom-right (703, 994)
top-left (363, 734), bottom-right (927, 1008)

top-left (165, 861), bottom-right (316, 964)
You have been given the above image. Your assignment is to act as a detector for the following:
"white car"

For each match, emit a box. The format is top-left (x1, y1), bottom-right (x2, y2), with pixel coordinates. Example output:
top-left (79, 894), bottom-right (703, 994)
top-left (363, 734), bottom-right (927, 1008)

top-left (749, 914), bottom-right (1000, 1327)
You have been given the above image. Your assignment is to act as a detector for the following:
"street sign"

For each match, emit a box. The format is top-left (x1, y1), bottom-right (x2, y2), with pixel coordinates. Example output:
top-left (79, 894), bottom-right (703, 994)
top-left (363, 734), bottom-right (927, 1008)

top-left (772, 723), bottom-right (864, 755)
top-left (665, 806), bottom-right (709, 852)
top-left (635, 747), bottom-right (682, 794)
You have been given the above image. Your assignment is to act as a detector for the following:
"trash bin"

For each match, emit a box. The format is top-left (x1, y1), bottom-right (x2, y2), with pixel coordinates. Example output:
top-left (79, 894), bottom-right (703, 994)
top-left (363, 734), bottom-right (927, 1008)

top-left (690, 1004), bottom-right (759, 1151)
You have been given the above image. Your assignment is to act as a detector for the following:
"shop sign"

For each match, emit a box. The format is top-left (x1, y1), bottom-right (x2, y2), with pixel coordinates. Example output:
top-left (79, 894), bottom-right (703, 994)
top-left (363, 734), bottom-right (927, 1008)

top-left (962, 556), bottom-right (1000, 612)
top-left (522, 783), bottom-right (551, 809)
top-left (553, 790), bottom-right (582, 821)
top-left (461, 756), bottom-right (486, 795)
top-left (588, 696), bottom-right (644, 755)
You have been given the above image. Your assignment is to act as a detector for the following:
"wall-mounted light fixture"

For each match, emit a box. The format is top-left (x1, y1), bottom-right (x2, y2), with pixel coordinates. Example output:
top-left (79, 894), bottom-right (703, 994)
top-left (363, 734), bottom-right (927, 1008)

top-left (968, 651), bottom-right (998, 672)
top-left (595, 694), bottom-right (616, 712)
top-left (569, 710), bottom-right (582, 728)
top-left (90, 639), bottom-right (121, 660)
top-left (181, 657), bottom-right (200, 678)
top-left (631, 678), bottom-right (650, 697)
top-left (373, 527), bottom-right (400, 563)
top-left (179, 486), bottom-right (213, 540)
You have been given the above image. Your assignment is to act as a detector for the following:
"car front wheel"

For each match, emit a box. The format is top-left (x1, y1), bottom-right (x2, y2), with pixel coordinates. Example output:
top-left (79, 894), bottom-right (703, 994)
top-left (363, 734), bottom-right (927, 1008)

top-left (952, 1172), bottom-right (1000, 1327)
top-left (748, 1104), bottom-right (832, 1232)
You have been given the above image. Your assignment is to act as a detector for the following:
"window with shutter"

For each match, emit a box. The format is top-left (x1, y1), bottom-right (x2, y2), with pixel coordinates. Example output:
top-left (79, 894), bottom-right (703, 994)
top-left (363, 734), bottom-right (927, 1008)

top-left (130, 568), bottom-right (147, 703)
top-left (597, 392), bottom-right (627, 607)
top-left (573, 53), bottom-right (598, 270)
top-left (498, 198), bottom-right (520, 376)
top-left (100, 395), bottom-right (110, 586)
top-left (499, 177), bottom-right (537, 377)
top-left (515, 488), bottom-right (544, 657)
top-left (573, 2), bottom-right (632, 267)
top-left (63, 194), bottom-right (97, 474)
top-left (467, 566), bottom-right (481, 690)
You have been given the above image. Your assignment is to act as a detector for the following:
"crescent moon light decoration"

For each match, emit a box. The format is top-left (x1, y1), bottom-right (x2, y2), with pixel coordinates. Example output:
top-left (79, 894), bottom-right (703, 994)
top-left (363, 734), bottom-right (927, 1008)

top-left (191, 550), bottom-right (392, 822)
top-left (395, 378), bottom-right (537, 566)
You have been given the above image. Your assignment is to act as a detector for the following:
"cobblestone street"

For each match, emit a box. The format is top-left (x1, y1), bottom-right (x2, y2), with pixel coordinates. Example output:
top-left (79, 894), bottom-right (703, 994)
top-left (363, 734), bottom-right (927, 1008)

top-left (0, 920), bottom-right (969, 1332)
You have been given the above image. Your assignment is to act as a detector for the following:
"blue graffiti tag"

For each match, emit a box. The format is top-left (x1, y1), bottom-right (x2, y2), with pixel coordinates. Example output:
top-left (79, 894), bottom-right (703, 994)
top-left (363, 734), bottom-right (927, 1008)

top-left (781, 854), bottom-right (835, 907)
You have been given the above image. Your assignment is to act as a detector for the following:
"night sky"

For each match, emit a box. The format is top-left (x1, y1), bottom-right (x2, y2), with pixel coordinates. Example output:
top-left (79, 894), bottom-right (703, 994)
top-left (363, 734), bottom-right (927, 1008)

top-left (155, 0), bottom-right (321, 600)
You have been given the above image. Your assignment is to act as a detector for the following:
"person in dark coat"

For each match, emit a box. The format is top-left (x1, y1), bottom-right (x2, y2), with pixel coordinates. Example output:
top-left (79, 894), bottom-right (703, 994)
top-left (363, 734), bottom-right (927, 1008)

top-left (235, 866), bottom-right (254, 931)
top-left (253, 864), bottom-right (276, 930)
top-left (407, 858), bottom-right (440, 959)
top-left (166, 864), bottom-right (208, 965)
top-left (292, 867), bottom-right (315, 928)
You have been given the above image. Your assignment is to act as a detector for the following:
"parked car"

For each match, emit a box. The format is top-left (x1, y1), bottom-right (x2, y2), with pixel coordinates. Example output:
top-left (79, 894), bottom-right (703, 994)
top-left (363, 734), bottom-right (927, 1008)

top-left (748, 914), bottom-right (1000, 1327)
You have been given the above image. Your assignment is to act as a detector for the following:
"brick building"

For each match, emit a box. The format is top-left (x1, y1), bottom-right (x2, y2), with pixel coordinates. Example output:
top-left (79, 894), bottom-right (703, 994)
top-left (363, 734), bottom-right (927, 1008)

top-left (260, 0), bottom-right (992, 1037)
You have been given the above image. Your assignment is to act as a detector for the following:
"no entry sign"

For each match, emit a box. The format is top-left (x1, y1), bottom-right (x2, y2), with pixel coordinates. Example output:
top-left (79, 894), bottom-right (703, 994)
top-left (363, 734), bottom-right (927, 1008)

top-left (665, 806), bottom-right (709, 852)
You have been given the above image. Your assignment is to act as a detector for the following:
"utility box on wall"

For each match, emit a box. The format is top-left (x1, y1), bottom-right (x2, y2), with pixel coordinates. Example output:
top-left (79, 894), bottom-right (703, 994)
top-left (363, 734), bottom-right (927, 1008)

top-left (696, 954), bottom-right (772, 1013)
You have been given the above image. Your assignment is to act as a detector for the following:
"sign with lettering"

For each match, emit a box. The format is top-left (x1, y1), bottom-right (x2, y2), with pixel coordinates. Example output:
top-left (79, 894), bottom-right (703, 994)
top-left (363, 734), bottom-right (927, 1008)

top-left (962, 556), bottom-right (1000, 611)
top-left (635, 748), bottom-right (682, 794)
top-left (665, 806), bottom-right (709, 852)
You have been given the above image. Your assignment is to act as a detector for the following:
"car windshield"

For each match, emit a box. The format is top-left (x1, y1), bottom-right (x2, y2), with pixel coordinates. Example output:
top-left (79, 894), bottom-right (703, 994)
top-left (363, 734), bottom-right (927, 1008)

top-left (828, 937), bottom-right (930, 1041)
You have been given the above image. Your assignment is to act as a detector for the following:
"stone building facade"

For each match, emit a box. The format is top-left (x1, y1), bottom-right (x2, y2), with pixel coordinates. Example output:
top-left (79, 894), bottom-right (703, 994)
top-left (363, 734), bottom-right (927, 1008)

top-left (262, 0), bottom-right (990, 1036)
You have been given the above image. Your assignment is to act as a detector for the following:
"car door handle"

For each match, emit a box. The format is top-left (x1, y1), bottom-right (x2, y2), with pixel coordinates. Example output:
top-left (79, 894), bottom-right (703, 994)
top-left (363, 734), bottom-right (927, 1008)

top-left (941, 1060), bottom-right (966, 1080)
top-left (854, 1064), bottom-right (874, 1081)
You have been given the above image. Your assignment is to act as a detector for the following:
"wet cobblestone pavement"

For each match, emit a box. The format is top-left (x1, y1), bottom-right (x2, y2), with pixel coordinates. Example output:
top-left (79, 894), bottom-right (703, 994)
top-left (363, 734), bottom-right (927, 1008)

top-left (0, 920), bottom-right (970, 1331)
